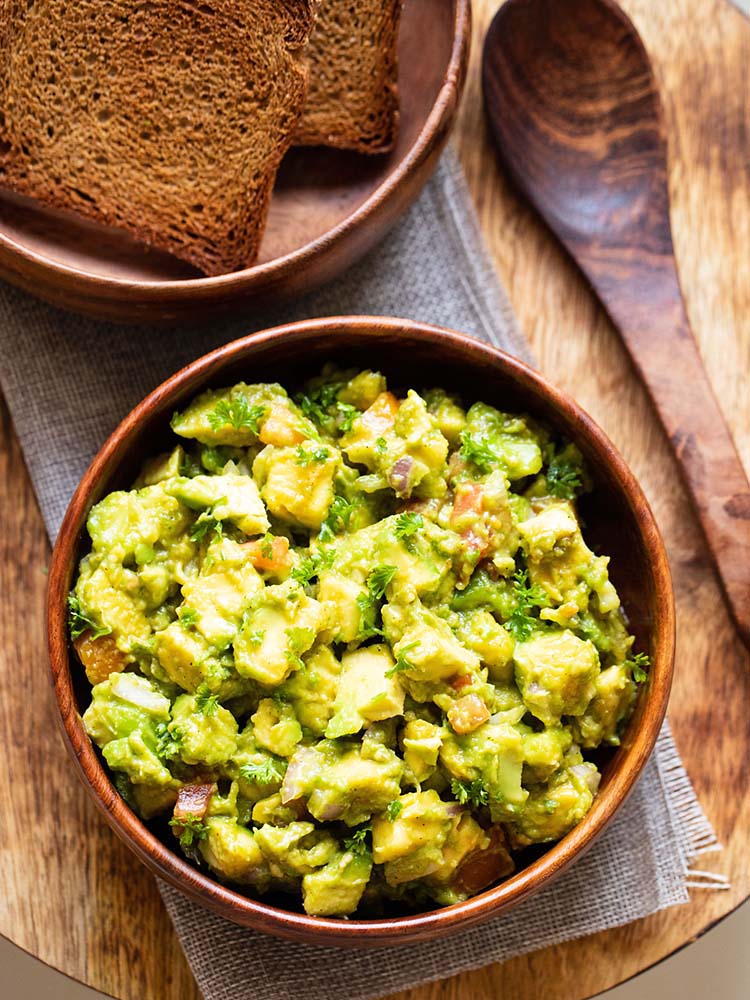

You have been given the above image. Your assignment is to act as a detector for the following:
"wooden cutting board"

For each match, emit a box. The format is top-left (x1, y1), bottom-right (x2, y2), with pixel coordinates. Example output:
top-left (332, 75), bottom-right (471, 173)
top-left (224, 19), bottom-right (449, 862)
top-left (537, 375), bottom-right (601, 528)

top-left (0, 0), bottom-right (747, 997)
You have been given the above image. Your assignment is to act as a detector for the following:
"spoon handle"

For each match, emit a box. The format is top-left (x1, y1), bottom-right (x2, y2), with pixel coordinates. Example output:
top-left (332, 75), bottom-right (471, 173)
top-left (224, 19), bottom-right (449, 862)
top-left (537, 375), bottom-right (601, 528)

top-left (585, 260), bottom-right (750, 646)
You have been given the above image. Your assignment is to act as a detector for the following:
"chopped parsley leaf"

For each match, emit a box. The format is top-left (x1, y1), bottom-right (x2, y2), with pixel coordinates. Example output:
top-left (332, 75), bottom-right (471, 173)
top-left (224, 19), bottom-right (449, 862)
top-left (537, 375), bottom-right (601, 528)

top-left (394, 512), bottom-right (423, 552)
top-left (343, 825), bottom-right (372, 856)
top-left (546, 453), bottom-right (583, 500)
top-left (178, 607), bottom-right (199, 629)
top-left (194, 684), bottom-right (219, 717)
top-left (295, 445), bottom-right (330, 466)
top-left (385, 800), bottom-right (403, 821)
top-left (459, 431), bottom-right (496, 472)
top-left (506, 568), bottom-right (547, 641)
top-left (169, 813), bottom-right (209, 850)
top-left (190, 517), bottom-right (223, 544)
top-left (319, 494), bottom-right (357, 543)
top-left (384, 640), bottom-right (419, 678)
top-left (207, 396), bottom-right (265, 435)
top-left (67, 594), bottom-right (112, 641)
top-left (626, 651), bottom-right (651, 683)
top-left (450, 777), bottom-right (489, 808)
top-left (239, 758), bottom-right (287, 786)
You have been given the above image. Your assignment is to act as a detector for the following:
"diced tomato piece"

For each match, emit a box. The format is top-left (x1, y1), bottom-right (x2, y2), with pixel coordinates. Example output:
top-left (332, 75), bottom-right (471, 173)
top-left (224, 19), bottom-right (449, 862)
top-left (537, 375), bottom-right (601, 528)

top-left (360, 391), bottom-right (400, 435)
top-left (259, 404), bottom-right (306, 446)
top-left (451, 483), bottom-right (484, 523)
top-left (243, 535), bottom-right (292, 572)
top-left (447, 694), bottom-right (491, 734)
top-left (173, 782), bottom-right (216, 824)
top-left (449, 673), bottom-right (473, 692)
top-left (74, 632), bottom-right (127, 685)
top-left (454, 826), bottom-right (515, 894)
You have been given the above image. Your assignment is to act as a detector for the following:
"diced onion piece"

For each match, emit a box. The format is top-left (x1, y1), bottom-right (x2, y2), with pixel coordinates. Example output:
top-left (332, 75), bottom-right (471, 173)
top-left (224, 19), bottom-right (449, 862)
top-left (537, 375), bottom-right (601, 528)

top-left (388, 456), bottom-right (414, 496)
top-left (173, 782), bottom-right (216, 823)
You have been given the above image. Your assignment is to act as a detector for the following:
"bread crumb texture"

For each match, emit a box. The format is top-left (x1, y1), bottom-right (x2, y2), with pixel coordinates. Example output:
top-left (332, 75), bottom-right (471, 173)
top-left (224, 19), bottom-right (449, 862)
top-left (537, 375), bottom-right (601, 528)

top-left (296, 0), bottom-right (404, 154)
top-left (0, 0), bottom-right (316, 275)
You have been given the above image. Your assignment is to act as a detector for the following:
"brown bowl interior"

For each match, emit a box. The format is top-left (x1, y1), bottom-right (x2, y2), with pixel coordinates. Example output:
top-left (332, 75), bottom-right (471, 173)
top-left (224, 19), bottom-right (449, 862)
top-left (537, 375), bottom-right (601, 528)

top-left (47, 318), bottom-right (674, 946)
top-left (0, 0), bottom-right (470, 323)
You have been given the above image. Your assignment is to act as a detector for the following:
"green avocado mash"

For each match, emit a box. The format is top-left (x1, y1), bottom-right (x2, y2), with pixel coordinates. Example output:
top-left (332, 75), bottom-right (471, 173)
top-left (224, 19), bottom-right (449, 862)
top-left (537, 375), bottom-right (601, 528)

top-left (71, 368), bottom-right (647, 917)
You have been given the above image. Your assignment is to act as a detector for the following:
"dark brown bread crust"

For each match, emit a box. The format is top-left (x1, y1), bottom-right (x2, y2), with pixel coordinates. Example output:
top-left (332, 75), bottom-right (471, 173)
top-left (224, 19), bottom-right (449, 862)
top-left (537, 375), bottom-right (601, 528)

top-left (296, 0), bottom-right (404, 155)
top-left (0, 0), bottom-right (316, 276)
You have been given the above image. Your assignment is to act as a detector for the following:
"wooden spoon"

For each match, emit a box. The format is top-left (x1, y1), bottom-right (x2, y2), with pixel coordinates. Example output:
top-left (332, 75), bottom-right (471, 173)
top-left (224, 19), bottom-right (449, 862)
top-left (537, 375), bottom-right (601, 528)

top-left (482, 0), bottom-right (750, 647)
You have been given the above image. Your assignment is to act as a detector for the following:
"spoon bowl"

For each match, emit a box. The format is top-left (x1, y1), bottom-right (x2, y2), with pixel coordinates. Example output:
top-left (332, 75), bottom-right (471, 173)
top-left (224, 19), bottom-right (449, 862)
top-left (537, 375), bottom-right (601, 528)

top-left (483, 0), bottom-right (750, 645)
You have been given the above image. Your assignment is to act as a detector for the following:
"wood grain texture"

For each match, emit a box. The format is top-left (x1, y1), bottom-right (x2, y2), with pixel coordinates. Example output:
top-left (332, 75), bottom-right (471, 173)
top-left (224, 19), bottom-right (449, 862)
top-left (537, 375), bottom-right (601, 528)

top-left (481, 0), bottom-right (750, 644)
top-left (0, 0), bottom-right (748, 996)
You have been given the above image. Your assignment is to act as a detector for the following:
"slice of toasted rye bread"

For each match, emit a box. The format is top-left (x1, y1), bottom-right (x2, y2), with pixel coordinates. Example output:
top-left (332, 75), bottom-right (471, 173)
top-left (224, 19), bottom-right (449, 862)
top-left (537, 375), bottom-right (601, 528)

top-left (296, 0), bottom-right (404, 154)
top-left (0, 0), bottom-right (316, 276)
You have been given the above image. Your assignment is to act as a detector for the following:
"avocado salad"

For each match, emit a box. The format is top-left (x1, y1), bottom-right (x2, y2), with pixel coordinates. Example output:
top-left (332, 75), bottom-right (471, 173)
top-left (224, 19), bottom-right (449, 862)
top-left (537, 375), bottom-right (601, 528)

top-left (70, 368), bottom-right (648, 917)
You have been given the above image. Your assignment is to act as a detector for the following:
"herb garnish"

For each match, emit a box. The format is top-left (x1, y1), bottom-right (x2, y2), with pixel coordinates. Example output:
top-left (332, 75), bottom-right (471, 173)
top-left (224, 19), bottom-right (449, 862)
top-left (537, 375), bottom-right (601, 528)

top-left (355, 566), bottom-right (397, 641)
top-left (295, 445), bottom-right (330, 466)
top-left (459, 431), bottom-right (496, 472)
top-left (239, 758), bottom-right (287, 786)
top-left (626, 651), bottom-right (650, 683)
top-left (505, 568), bottom-right (548, 641)
top-left (178, 607), bottom-right (199, 630)
top-left (385, 800), bottom-right (403, 821)
top-left (450, 777), bottom-right (489, 808)
top-left (384, 640), bottom-right (419, 678)
top-left (319, 495), bottom-right (357, 543)
top-left (343, 826), bottom-right (372, 857)
top-left (546, 452), bottom-right (583, 500)
top-left (394, 512), bottom-right (423, 552)
top-left (67, 594), bottom-right (111, 641)
top-left (190, 517), bottom-right (223, 544)
top-left (207, 396), bottom-right (265, 435)
top-left (169, 813), bottom-right (209, 850)
top-left (194, 684), bottom-right (219, 717)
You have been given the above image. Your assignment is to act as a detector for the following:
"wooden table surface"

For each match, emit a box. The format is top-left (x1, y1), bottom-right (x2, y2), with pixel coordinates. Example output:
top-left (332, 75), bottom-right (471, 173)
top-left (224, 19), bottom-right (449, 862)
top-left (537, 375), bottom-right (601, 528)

top-left (1, 0), bottom-right (748, 997)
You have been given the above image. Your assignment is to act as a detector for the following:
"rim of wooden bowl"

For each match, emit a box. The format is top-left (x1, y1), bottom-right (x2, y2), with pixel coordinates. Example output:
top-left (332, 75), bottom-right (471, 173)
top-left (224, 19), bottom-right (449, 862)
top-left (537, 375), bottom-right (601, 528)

top-left (47, 317), bottom-right (675, 947)
top-left (0, 0), bottom-right (472, 315)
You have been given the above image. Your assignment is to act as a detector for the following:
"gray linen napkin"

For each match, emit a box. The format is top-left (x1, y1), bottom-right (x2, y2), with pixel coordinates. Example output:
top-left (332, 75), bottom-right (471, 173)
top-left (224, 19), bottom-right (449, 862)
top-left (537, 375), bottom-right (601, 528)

top-left (0, 152), bottom-right (724, 1000)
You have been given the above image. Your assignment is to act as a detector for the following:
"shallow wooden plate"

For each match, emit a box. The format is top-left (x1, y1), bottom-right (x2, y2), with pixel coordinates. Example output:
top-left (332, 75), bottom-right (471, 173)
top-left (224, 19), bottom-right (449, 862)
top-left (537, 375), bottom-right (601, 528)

top-left (0, 0), bottom-right (471, 325)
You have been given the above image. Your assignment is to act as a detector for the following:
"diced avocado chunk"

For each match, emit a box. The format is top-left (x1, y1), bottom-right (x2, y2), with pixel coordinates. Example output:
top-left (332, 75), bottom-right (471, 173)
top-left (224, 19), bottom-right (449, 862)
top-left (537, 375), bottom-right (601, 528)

top-left (326, 644), bottom-right (405, 739)
top-left (254, 822), bottom-right (338, 877)
top-left (280, 645), bottom-right (342, 736)
top-left (234, 582), bottom-right (326, 686)
top-left (154, 622), bottom-right (243, 697)
top-left (199, 817), bottom-right (270, 887)
top-left (171, 383), bottom-right (285, 447)
top-left (570, 662), bottom-right (637, 748)
top-left (426, 812), bottom-right (490, 887)
top-left (253, 445), bottom-right (338, 530)
top-left (302, 851), bottom-right (373, 916)
top-left (103, 729), bottom-right (174, 787)
top-left (371, 790), bottom-right (454, 885)
top-left (382, 600), bottom-right (480, 683)
top-left (521, 725), bottom-right (573, 783)
top-left (452, 609), bottom-right (515, 683)
top-left (135, 445), bottom-right (185, 486)
top-left (251, 699), bottom-right (303, 758)
top-left (342, 390), bottom-right (449, 498)
top-left (514, 631), bottom-right (600, 726)
top-left (282, 741), bottom-right (403, 827)
top-left (461, 402), bottom-right (544, 480)
top-left (401, 718), bottom-right (443, 783)
top-left (440, 721), bottom-right (527, 820)
top-left (178, 538), bottom-right (264, 647)
top-left (519, 501), bottom-right (620, 616)
top-left (167, 474), bottom-right (269, 537)
top-left (169, 693), bottom-right (238, 766)
top-left (508, 751), bottom-right (600, 845)
top-left (424, 388), bottom-right (467, 446)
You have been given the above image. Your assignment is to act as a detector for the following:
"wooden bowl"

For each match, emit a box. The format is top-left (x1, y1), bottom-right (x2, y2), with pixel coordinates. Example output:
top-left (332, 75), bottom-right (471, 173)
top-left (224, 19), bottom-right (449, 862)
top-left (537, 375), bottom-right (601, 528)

top-left (47, 317), bottom-right (675, 946)
top-left (0, 0), bottom-right (471, 325)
